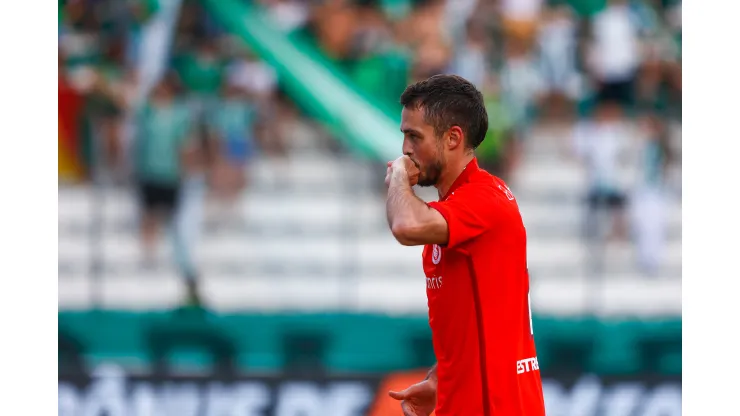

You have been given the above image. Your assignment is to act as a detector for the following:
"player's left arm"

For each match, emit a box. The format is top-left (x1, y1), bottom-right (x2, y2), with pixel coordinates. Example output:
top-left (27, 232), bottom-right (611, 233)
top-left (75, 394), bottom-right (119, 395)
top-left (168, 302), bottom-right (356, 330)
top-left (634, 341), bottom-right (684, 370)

top-left (386, 167), bottom-right (449, 246)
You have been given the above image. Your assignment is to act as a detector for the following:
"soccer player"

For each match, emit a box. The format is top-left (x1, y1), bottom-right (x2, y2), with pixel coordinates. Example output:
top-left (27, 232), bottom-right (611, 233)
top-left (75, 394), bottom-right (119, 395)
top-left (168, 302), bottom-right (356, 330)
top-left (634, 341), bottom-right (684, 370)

top-left (385, 75), bottom-right (546, 416)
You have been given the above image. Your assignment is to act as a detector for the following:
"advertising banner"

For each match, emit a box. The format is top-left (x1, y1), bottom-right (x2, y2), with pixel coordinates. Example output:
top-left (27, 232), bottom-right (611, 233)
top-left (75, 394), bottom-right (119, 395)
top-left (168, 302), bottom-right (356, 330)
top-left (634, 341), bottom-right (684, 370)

top-left (59, 365), bottom-right (681, 416)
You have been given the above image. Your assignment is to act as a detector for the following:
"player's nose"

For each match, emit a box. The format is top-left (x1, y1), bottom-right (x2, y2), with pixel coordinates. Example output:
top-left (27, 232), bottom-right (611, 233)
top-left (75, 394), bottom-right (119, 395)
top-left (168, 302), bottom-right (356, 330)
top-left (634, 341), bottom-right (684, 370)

top-left (402, 138), bottom-right (413, 156)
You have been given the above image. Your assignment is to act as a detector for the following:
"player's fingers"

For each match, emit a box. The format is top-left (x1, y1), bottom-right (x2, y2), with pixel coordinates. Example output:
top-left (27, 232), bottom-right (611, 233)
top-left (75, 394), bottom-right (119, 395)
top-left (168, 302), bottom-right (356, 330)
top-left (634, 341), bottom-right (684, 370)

top-left (390, 381), bottom-right (427, 400)
top-left (401, 402), bottom-right (419, 416)
top-left (389, 385), bottom-right (421, 400)
top-left (406, 156), bottom-right (421, 171)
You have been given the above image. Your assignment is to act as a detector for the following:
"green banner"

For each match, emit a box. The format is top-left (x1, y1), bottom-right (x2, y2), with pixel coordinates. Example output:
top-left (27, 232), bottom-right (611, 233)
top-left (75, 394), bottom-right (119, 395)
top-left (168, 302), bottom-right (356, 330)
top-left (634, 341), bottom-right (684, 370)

top-left (59, 311), bottom-right (681, 375)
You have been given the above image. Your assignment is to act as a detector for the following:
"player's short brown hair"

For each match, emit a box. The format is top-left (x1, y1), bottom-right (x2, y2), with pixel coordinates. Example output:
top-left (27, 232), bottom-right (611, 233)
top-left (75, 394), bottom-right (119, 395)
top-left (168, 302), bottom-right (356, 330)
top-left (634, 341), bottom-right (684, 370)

top-left (400, 74), bottom-right (488, 150)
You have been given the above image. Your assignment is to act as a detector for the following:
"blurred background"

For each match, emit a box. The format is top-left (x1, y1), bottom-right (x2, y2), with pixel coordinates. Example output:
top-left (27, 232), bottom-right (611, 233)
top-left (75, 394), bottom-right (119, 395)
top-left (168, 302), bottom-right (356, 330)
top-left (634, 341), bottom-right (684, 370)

top-left (58, 0), bottom-right (681, 414)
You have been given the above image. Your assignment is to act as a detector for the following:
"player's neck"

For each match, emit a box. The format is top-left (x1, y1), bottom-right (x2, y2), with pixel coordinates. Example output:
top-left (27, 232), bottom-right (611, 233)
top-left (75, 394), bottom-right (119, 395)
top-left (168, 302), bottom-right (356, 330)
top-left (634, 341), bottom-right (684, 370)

top-left (436, 153), bottom-right (475, 199)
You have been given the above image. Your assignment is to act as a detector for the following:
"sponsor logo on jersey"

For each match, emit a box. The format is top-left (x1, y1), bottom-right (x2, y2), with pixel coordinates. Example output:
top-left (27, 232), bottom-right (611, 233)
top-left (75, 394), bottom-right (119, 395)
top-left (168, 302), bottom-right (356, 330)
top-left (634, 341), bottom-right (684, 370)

top-left (426, 276), bottom-right (443, 290)
top-left (517, 357), bottom-right (540, 374)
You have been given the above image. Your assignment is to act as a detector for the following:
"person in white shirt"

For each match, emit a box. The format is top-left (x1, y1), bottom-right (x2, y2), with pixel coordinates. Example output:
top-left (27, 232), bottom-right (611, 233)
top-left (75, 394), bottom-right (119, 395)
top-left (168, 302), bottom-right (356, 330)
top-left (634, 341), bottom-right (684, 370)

top-left (537, 3), bottom-right (580, 123)
top-left (630, 113), bottom-right (673, 276)
top-left (573, 98), bottom-right (631, 246)
top-left (586, 0), bottom-right (643, 109)
top-left (450, 19), bottom-right (490, 89)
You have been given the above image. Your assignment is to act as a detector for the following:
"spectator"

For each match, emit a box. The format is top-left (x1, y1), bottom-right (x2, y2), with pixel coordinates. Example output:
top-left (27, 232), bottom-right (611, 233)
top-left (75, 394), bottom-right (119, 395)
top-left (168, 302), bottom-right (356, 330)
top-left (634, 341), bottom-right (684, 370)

top-left (450, 19), bottom-right (491, 89)
top-left (133, 72), bottom-right (202, 305)
top-left (86, 38), bottom-right (132, 176)
top-left (500, 0), bottom-right (543, 48)
top-left (536, 2), bottom-right (580, 124)
top-left (225, 47), bottom-right (279, 102)
top-left (634, 48), bottom-right (668, 115)
top-left (410, 39), bottom-right (451, 82)
top-left (395, 0), bottom-right (451, 82)
top-left (498, 36), bottom-right (545, 173)
top-left (476, 75), bottom-right (517, 181)
top-left (398, 0), bottom-right (449, 49)
top-left (221, 45), bottom-right (284, 157)
top-left (60, 0), bottom-right (103, 71)
top-left (630, 113), bottom-right (673, 276)
top-left (585, 0), bottom-right (643, 116)
top-left (311, 0), bottom-right (357, 59)
top-left (572, 97), bottom-right (632, 246)
top-left (634, 32), bottom-right (681, 121)
top-left (174, 37), bottom-right (224, 109)
top-left (206, 77), bottom-right (259, 205)
top-left (348, 12), bottom-right (409, 104)
top-left (260, 0), bottom-right (311, 33)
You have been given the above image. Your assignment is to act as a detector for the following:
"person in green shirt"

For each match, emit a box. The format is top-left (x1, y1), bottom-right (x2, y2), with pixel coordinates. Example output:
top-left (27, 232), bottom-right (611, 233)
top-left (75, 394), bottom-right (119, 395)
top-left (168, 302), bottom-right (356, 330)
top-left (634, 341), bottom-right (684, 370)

top-left (206, 79), bottom-right (259, 202)
top-left (134, 74), bottom-right (193, 198)
top-left (133, 73), bottom-right (202, 305)
top-left (476, 76), bottom-right (517, 181)
top-left (83, 38), bottom-right (130, 175)
top-left (174, 38), bottom-right (224, 100)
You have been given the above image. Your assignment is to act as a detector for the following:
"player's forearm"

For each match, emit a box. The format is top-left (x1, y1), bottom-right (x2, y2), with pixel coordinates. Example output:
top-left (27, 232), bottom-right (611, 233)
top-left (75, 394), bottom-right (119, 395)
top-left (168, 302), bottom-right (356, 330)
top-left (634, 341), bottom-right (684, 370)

top-left (386, 171), bottom-right (435, 245)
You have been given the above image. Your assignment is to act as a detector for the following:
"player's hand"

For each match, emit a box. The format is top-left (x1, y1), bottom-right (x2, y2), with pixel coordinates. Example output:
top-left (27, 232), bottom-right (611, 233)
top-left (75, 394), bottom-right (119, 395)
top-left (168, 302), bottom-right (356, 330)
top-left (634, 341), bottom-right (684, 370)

top-left (387, 155), bottom-right (420, 187)
top-left (388, 379), bottom-right (437, 416)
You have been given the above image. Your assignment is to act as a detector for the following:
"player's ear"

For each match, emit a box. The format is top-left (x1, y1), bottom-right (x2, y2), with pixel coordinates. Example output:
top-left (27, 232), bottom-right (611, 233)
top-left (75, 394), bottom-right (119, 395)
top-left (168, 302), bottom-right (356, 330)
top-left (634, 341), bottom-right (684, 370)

top-left (447, 126), bottom-right (464, 150)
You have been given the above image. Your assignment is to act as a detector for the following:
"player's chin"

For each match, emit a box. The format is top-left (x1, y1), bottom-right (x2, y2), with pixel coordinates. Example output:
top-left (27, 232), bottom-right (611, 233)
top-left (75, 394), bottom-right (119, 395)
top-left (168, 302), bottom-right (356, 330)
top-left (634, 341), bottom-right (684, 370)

top-left (416, 177), bottom-right (435, 187)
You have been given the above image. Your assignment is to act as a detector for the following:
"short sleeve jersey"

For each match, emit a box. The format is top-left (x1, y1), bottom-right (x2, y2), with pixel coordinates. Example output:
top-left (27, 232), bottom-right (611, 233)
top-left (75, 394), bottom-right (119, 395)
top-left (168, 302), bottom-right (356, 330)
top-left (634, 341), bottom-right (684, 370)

top-left (423, 158), bottom-right (546, 416)
top-left (135, 101), bottom-right (193, 185)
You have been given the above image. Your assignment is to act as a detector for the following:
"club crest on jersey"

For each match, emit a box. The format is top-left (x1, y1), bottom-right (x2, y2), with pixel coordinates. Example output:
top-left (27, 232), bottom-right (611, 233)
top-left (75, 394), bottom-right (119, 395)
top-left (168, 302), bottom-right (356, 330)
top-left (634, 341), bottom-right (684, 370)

top-left (432, 244), bottom-right (442, 264)
top-left (499, 184), bottom-right (515, 201)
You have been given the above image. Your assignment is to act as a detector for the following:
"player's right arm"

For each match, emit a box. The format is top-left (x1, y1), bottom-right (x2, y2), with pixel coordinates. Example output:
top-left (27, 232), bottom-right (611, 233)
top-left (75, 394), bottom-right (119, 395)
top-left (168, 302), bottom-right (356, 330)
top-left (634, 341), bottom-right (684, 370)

top-left (385, 157), bottom-right (450, 246)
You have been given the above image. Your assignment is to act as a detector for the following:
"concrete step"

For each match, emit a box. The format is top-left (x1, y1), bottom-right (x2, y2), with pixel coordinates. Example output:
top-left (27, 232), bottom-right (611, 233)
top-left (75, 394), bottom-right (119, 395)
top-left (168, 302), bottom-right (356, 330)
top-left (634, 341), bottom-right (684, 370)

top-left (58, 190), bottom-right (683, 241)
top-left (58, 273), bottom-right (681, 317)
top-left (59, 218), bottom-right (683, 247)
top-left (59, 231), bottom-right (681, 280)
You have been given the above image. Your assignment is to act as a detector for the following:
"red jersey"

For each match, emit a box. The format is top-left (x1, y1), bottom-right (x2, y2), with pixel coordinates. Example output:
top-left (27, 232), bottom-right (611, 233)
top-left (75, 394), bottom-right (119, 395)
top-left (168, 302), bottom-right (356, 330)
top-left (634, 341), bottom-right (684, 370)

top-left (423, 158), bottom-right (545, 416)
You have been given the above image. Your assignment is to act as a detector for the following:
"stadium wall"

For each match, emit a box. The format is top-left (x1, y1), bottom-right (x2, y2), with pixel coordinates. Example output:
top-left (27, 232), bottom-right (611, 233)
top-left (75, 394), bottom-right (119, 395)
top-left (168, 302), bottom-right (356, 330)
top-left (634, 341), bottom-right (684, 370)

top-left (59, 310), bottom-right (681, 376)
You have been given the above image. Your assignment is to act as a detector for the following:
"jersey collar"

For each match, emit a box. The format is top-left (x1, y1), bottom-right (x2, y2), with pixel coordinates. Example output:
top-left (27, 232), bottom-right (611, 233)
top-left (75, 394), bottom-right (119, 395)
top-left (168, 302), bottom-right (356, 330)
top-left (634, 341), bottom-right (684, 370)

top-left (440, 157), bottom-right (480, 201)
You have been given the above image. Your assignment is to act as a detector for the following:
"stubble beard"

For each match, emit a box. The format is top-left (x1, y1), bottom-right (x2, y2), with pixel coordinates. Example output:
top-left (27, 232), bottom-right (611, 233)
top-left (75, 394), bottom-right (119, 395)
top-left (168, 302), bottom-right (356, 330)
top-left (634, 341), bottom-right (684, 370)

top-left (417, 151), bottom-right (445, 187)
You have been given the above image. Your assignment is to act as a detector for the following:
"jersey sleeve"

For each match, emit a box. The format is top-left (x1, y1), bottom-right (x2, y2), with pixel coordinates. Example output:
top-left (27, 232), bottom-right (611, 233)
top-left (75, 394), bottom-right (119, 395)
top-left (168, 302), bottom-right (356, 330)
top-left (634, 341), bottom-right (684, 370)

top-left (427, 184), bottom-right (500, 249)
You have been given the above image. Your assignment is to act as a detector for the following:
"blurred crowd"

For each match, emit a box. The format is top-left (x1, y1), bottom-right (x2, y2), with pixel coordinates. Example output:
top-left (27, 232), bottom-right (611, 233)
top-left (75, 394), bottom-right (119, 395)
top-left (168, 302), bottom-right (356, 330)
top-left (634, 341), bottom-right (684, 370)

top-left (59, 0), bottom-right (278, 305)
top-left (58, 0), bottom-right (296, 183)
top-left (58, 0), bottom-right (681, 304)
top-left (59, 0), bottom-right (682, 181)
top-left (277, 0), bottom-right (681, 176)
